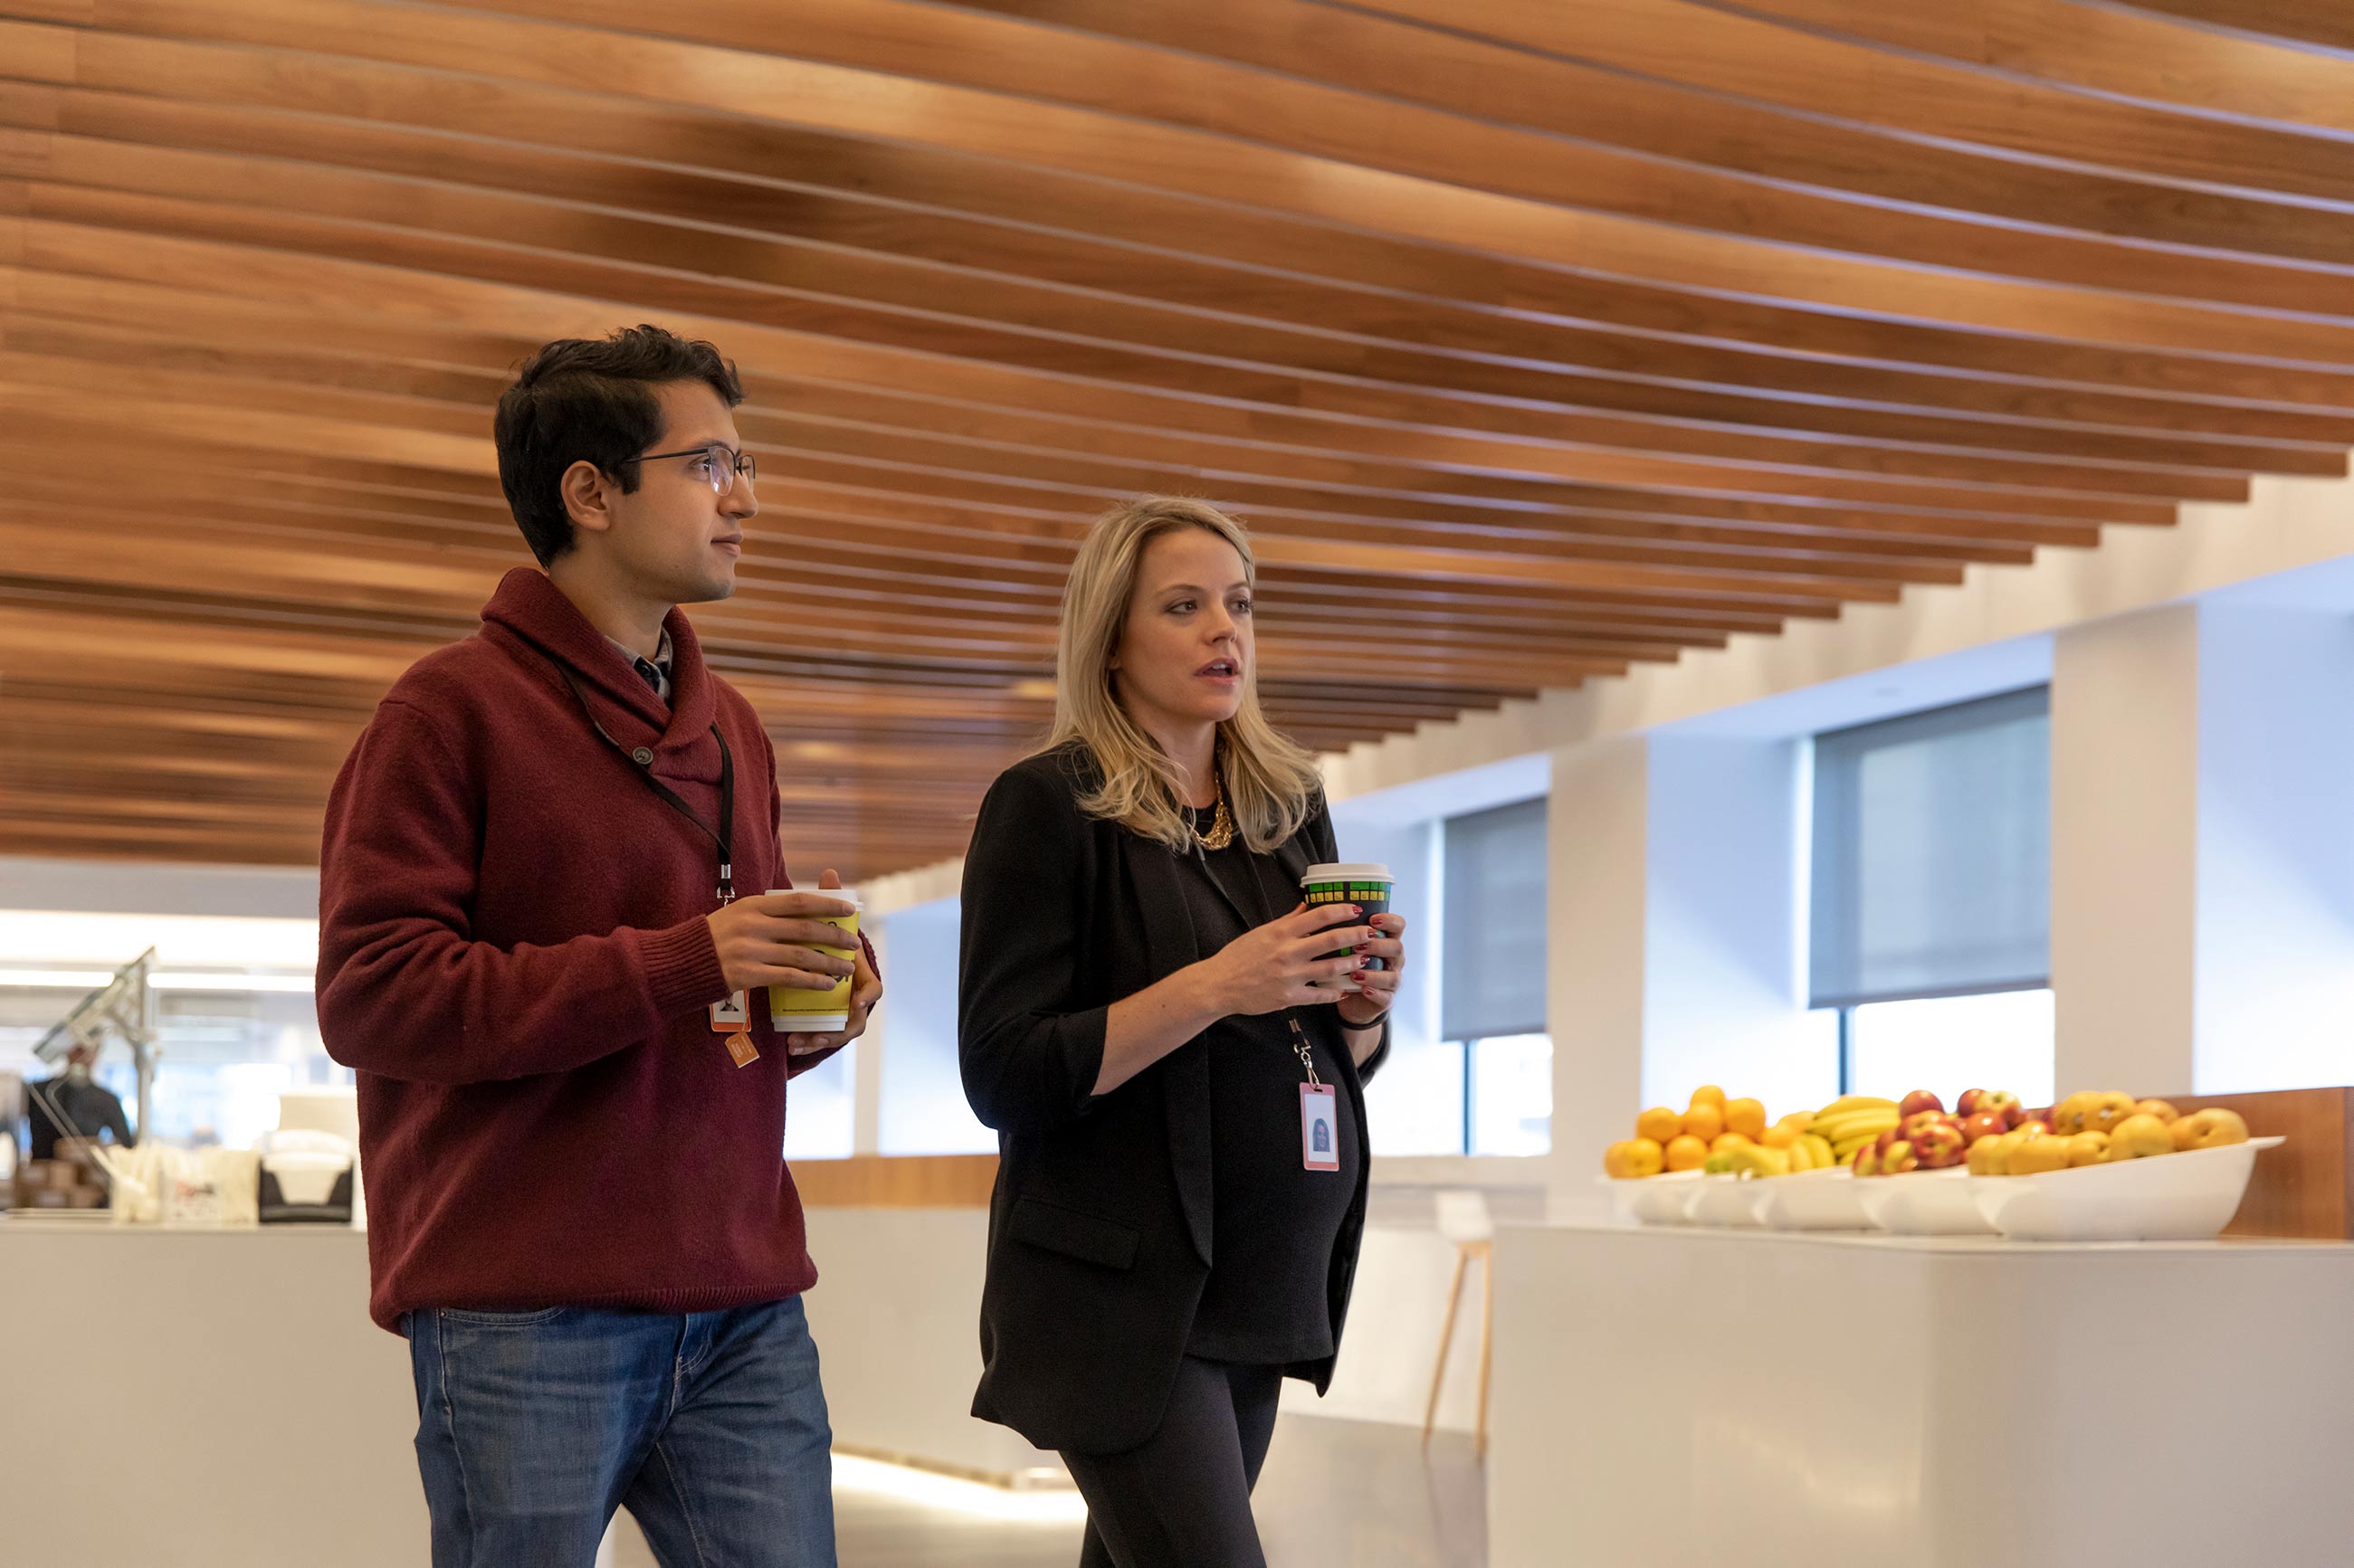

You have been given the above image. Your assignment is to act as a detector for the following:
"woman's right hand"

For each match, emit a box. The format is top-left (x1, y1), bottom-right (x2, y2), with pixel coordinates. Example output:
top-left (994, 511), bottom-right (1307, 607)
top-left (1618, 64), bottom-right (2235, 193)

top-left (1194, 903), bottom-right (1375, 1017)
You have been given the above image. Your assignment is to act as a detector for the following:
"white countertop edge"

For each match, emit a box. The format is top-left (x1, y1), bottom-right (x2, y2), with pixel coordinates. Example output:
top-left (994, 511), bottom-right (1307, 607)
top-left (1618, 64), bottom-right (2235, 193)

top-left (1501, 1214), bottom-right (2354, 1256)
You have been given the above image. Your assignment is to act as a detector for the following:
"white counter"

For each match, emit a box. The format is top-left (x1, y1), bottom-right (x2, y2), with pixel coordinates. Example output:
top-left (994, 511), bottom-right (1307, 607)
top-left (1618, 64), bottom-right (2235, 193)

top-left (1488, 1219), bottom-right (2354, 1568)
top-left (0, 1224), bottom-right (422, 1567)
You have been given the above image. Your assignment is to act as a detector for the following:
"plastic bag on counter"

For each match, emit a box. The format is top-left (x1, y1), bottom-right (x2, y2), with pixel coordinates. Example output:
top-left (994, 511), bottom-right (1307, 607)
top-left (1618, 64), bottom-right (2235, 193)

top-left (96, 1145), bottom-right (262, 1228)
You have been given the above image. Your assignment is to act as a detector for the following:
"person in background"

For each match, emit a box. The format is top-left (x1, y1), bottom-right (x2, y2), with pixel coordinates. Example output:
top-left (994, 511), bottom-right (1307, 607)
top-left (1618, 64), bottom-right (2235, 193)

top-left (316, 324), bottom-right (879, 1568)
top-left (958, 496), bottom-right (1409, 1568)
top-left (24, 1043), bottom-right (134, 1163)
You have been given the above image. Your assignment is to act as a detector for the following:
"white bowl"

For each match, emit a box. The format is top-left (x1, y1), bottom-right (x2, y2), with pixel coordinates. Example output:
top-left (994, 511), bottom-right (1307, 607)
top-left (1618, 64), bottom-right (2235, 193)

top-left (1854, 1166), bottom-right (1997, 1235)
top-left (1688, 1174), bottom-right (1768, 1228)
top-left (1972, 1136), bottom-right (2284, 1242)
top-left (1596, 1169), bottom-right (1703, 1226)
top-left (1754, 1165), bottom-right (1873, 1231)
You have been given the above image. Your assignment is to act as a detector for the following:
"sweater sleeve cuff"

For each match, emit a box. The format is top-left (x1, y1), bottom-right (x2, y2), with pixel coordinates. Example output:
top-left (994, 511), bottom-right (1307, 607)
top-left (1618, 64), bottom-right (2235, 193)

top-left (642, 917), bottom-right (730, 1020)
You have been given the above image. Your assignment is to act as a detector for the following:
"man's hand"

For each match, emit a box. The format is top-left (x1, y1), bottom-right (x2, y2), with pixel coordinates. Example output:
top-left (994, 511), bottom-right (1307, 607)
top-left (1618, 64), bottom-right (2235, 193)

top-left (706, 887), bottom-right (859, 995)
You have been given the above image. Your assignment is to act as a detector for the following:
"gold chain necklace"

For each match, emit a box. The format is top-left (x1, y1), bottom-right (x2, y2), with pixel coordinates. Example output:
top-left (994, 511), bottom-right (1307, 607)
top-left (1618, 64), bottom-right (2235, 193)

top-left (1196, 765), bottom-right (1235, 851)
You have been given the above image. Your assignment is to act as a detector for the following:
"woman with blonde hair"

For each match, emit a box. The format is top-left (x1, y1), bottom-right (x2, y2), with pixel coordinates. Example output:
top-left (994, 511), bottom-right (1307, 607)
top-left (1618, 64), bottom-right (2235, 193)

top-left (959, 496), bottom-right (1408, 1567)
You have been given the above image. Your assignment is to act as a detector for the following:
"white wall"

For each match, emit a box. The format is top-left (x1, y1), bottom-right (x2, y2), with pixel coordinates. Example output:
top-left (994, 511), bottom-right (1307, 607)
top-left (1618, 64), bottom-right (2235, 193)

top-left (2050, 600), bottom-right (2354, 1098)
top-left (2191, 608), bottom-right (2354, 1093)
top-left (1641, 736), bottom-right (1832, 1119)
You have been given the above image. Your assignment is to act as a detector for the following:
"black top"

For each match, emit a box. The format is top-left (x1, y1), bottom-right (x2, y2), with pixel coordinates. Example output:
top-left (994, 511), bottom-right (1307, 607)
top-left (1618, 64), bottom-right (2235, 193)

top-left (1178, 814), bottom-right (1361, 1363)
top-left (25, 1076), bottom-right (135, 1162)
top-left (957, 744), bottom-right (1388, 1455)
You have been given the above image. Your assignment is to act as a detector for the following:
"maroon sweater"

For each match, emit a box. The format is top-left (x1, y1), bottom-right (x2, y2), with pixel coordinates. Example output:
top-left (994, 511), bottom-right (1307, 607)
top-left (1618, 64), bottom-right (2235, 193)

top-left (319, 568), bottom-right (846, 1333)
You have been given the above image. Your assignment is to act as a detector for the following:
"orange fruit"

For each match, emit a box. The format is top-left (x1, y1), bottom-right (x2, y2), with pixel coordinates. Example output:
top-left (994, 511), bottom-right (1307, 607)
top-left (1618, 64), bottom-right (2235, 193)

top-left (1635, 1107), bottom-right (1682, 1145)
top-left (1689, 1085), bottom-right (1728, 1109)
top-left (1724, 1098), bottom-right (1768, 1141)
top-left (1663, 1135), bottom-right (1709, 1172)
top-left (1682, 1102), bottom-right (1725, 1144)
top-left (1603, 1138), bottom-right (1666, 1179)
top-left (1759, 1124), bottom-right (1800, 1150)
top-left (1710, 1132), bottom-right (1753, 1155)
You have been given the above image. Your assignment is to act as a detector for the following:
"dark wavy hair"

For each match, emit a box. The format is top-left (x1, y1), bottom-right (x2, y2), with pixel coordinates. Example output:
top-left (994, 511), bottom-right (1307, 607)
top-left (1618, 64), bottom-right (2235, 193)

top-left (492, 324), bottom-right (745, 565)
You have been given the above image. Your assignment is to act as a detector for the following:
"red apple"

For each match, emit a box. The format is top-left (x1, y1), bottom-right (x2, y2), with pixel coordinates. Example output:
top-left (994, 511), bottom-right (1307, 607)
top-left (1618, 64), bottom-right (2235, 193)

top-left (1854, 1143), bottom-right (1880, 1176)
top-left (1899, 1090), bottom-right (1945, 1120)
top-left (1912, 1122), bottom-right (1968, 1168)
top-left (1958, 1110), bottom-right (2009, 1145)
top-left (2014, 1118), bottom-right (2052, 1141)
top-left (1874, 1126), bottom-right (1902, 1156)
top-left (1958, 1088), bottom-right (2024, 1126)
top-left (1900, 1109), bottom-right (1957, 1145)
top-left (2023, 1107), bottom-right (2054, 1131)
top-left (1879, 1138), bottom-right (1920, 1174)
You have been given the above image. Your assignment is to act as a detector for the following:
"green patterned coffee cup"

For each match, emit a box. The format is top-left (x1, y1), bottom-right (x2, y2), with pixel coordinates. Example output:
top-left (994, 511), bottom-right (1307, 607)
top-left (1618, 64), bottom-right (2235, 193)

top-left (1301, 862), bottom-right (1392, 993)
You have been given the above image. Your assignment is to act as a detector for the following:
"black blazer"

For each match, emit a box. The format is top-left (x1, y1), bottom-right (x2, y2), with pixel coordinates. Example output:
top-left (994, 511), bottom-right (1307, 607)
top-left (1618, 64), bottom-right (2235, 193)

top-left (958, 745), bottom-right (1388, 1454)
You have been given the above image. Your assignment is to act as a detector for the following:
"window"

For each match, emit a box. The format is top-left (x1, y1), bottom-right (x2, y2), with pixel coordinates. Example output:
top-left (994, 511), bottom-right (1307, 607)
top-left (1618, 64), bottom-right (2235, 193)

top-left (1811, 688), bottom-right (2053, 1096)
top-left (1442, 797), bottom-right (1550, 1155)
top-left (2, 986), bottom-right (350, 1153)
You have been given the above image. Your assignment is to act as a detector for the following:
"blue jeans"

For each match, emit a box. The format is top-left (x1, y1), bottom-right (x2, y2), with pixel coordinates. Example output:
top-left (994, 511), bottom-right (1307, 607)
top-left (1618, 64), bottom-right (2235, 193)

top-left (405, 1297), bottom-right (836, 1568)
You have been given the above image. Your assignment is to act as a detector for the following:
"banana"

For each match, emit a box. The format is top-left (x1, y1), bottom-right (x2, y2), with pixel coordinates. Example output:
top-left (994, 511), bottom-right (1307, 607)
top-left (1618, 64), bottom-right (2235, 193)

top-left (1815, 1096), bottom-right (1899, 1121)
top-left (1816, 1103), bottom-right (1900, 1125)
top-left (1799, 1133), bottom-right (1835, 1170)
top-left (1787, 1136), bottom-right (1814, 1174)
top-left (1807, 1097), bottom-right (1901, 1125)
top-left (1815, 1116), bottom-right (1899, 1146)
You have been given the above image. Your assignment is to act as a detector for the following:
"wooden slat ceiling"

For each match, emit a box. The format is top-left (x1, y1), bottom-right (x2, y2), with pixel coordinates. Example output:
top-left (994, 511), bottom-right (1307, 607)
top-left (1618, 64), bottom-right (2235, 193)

top-left (2, 0), bottom-right (2349, 879)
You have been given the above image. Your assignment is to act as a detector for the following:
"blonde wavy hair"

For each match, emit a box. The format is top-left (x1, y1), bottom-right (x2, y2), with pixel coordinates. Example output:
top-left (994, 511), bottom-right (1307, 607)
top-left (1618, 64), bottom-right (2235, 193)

top-left (1046, 497), bottom-right (1322, 853)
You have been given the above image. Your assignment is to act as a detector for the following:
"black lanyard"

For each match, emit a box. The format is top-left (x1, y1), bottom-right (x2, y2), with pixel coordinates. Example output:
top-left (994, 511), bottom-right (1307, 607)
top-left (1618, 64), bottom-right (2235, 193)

top-left (1189, 828), bottom-right (1324, 1081)
top-left (556, 665), bottom-right (736, 905)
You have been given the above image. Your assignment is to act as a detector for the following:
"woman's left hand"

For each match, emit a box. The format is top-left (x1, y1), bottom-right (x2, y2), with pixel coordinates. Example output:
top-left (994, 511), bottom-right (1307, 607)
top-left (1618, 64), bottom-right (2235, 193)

top-left (1336, 913), bottom-right (1406, 1029)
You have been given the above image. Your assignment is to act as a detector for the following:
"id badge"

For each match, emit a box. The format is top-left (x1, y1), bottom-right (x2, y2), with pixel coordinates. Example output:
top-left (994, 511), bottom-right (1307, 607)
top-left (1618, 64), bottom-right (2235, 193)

top-left (710, 990), bottom-right (749, 1031)
top-left (1301, 1084), bottom-right (1340, 1172)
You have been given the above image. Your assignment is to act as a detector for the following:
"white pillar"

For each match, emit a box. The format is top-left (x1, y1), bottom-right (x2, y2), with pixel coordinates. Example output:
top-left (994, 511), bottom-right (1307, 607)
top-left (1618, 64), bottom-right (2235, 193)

top-left (1548, 737), bottom-right (1650, 1194)
top-left (2050, 604), bottom-right (2201, 1097)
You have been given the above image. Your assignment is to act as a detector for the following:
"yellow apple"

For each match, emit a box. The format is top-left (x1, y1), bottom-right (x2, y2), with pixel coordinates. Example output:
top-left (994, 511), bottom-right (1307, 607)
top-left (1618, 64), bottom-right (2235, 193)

top-left (2178, 1107), bottom-right (2251, 1150)
top-left (2065, 1131), bottom-right (2111, 1167)
top-left (2104, 1114), bottom-right (2175, 1162)
top-left (2010, 1132), bottom-right (2073, 1175)
top-left (2084, 1091), bottom-right (2141, 1136)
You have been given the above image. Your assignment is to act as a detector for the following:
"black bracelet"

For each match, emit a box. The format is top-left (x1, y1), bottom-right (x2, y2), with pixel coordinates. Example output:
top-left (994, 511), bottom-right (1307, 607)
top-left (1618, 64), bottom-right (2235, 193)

top-left (1339, 1007), bottom-right (1390, 1031)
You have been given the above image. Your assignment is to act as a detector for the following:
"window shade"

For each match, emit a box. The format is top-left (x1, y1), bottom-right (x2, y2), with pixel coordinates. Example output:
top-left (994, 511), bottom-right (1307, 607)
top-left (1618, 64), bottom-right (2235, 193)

top-left (1441, 796), bottom-right (1549, 1041)
top-left (1810, 687), bottom-right (2050, 1009)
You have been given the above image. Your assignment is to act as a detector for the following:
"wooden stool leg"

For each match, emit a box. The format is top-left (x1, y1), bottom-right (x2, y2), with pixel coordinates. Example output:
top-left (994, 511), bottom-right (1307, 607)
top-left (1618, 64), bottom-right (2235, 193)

top-left (1422, 1245), bottom-right (1469, 1449)
top-left (1473, 1240), bottom-right (1494, 1462)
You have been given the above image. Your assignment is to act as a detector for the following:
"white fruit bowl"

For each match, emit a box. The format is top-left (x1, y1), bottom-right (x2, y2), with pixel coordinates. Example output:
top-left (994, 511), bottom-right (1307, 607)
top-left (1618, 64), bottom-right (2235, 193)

top-left (1854, 1166), bottom-right (1997, 1235)
top-left (1972, 1136), bottom-right (2285, 1242)
top-left (1754, 1165), bottom-right (1873, 1231)
top-left (1687, 1174), bottom-right (1768, 1229)
top-left (1597, 1169), bottom-right (1704, 1226)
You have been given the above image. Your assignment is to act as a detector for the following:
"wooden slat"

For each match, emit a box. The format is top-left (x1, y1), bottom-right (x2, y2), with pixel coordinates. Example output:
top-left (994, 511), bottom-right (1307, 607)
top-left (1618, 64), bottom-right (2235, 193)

top-left (791, 1155), bottom-right (999, 1209)
top-left (0, 0), bottom-right (2347, 879)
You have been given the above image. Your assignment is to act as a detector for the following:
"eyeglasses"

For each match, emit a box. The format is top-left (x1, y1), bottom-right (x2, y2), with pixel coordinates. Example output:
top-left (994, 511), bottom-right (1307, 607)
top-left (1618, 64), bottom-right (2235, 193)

top-left (620, 443), bottom-right (758, 497)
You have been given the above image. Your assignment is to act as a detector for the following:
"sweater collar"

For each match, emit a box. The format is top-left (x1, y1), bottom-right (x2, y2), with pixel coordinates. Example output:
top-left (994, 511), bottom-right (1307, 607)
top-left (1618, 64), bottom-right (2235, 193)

top-left (481, 568), bottom-right (719, 754)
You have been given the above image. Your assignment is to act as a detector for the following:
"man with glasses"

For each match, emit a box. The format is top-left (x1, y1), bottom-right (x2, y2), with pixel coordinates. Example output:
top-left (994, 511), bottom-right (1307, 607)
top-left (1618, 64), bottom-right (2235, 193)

top-left (317, 323), bottom-right (878, 1568)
